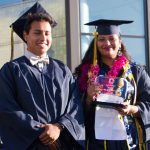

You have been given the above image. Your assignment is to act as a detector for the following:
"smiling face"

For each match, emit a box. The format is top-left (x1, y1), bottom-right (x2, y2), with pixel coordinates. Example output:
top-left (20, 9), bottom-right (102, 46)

top-left (24, 20), bottom-right (52, 57)
top-left (97, 34), bottom-right (121, 60)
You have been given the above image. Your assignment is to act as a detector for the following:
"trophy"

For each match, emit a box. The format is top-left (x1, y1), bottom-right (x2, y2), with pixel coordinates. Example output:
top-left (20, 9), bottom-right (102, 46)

top-left (93, 75), bottom-right (128, 109)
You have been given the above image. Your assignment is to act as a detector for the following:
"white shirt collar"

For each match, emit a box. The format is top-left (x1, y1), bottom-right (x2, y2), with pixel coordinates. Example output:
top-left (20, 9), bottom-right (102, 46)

top-left (24, 49), bottom-right (49, 65)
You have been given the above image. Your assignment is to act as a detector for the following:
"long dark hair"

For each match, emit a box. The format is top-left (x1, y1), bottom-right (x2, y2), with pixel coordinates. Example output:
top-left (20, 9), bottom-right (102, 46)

top-left (74, 36), bottom-right (131, 77)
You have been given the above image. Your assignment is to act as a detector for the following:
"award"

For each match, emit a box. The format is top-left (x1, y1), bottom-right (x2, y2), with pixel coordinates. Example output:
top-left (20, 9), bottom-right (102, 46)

top-left (94, 75), bottom-right (128, 140)
top-left (93, 75), bottom-right (128, 109)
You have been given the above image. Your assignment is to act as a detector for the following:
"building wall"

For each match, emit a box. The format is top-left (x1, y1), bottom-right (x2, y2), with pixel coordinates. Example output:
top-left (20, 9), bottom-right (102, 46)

top-left (65, 0), bottom-right (80, 71)
top-left (0, 0), bottom-right (67, 68)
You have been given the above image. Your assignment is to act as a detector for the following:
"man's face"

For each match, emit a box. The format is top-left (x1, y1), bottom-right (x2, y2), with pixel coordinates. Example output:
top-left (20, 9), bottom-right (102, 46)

top-left (24, 20), bottom-right (52, 57)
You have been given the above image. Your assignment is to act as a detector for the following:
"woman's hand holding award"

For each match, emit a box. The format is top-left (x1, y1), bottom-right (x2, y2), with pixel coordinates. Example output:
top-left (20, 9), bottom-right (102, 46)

top-left (94, 75), bottom-right (129, 140)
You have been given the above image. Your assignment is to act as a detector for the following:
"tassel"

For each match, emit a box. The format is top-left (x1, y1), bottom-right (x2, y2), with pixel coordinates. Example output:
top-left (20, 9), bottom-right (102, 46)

top-left (88, 31), bottom-right (98, 80)
top-left (86, 139), bottom-right (89, 150)
top-left (10, 27), bottom-right (14, 60)
top-left (93, 31), bottom-right (98, 65)
top-left (104, 140), bottom-right (107, 150)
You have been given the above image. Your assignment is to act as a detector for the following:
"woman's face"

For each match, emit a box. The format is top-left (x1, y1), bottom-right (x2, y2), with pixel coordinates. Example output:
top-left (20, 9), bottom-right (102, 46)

top-left (97, 34), bottom-right (121, 60)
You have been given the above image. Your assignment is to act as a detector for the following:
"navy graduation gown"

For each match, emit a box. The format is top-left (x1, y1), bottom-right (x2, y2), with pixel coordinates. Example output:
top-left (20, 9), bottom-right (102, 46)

top-left (0, 56), bottom-right (85, 150)
top-left (85, 64), bottom-right (150, 150)
top-left (131, 65), bottom-right (150, 142)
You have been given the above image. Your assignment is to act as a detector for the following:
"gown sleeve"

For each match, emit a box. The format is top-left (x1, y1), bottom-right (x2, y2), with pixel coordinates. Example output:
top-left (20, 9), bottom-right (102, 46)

top-left (0, 63), bottom-right (43, 150)
top-left (56, 66), bottom-right (85, 147)
top-left (132, 65), bottom-right (150, 142)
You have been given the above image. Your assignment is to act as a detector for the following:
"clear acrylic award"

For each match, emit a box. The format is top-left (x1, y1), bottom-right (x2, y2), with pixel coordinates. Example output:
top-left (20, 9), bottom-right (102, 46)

top-left (93, 75), bottom-right (128, 109)
top-left (94, 75), bottom-right (129, 140)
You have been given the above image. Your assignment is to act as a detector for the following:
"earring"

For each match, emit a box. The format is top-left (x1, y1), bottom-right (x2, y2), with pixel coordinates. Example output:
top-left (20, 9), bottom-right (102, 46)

top-left (117, 48), bottom-right (122, 56)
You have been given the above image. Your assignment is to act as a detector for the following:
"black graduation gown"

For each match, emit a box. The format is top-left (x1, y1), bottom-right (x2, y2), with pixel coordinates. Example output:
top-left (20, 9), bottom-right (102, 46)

top-left (0, 56), bottom-right (85, 150)
top-left (86, 64), bottom-right (150, 150)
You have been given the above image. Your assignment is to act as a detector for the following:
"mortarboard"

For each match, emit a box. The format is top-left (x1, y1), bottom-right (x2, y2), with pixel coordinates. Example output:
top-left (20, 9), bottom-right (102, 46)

top-left (84, 19), bottom-right (133, 65)
top-left (10, 2), bottom-right (57, 42)
top-left (85, 19), bottom-right (133, 35)
top-left (10, 2), bottom-right (57, 60)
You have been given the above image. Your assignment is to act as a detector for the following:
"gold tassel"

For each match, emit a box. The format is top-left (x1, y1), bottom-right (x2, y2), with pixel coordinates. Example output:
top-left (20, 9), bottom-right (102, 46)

top-left (86, 139), bottom-right (89, 150)
top-left (88, 31), bottom-right (98, 80)
top-left (143, 143), bottom-right (146, 150)
top-left (104, 140), bottom-right (107, 150)
top-left (131, 75), bottom-right (145, 150)
top-left (93, 31), bottom-right (98, 65)
top-left (135, 118), bottom-right (144, 150)
top-left (10, 27), bottom-right (14, 60)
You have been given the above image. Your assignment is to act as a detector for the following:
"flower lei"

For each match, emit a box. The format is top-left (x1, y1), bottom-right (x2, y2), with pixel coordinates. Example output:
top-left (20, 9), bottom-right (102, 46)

top-left (78, 55), bottom-right (128, 93)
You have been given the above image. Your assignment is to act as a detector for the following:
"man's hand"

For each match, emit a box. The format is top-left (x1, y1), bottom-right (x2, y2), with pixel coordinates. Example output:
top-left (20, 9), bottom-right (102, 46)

top-left (38, 123), bottom-right (61, 146)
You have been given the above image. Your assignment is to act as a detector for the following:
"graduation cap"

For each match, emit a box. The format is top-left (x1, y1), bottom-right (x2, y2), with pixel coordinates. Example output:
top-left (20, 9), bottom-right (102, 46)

top-left (85, 19), bottom-right (133, 35)
top-left (84, 19), bottom-right (133, 65)
top-left (10, 2), bottom-right (57, 60)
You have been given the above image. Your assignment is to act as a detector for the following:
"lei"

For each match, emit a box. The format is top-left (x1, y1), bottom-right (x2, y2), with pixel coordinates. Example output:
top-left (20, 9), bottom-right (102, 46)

top-left (78, 55), bottom-right (129, 93)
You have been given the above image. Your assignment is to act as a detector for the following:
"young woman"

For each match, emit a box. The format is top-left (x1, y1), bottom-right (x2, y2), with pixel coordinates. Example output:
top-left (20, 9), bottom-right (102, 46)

top-left (74, 19), bottom-right (150, 150)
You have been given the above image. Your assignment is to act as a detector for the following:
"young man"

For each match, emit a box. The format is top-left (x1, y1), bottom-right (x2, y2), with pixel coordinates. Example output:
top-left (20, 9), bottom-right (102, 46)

top-left (0, 2), bottom-right (85, 150)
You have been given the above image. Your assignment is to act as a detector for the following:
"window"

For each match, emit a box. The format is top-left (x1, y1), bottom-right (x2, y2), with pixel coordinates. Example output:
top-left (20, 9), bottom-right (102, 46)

top-left (80, 0), bottom-right (146, 65)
